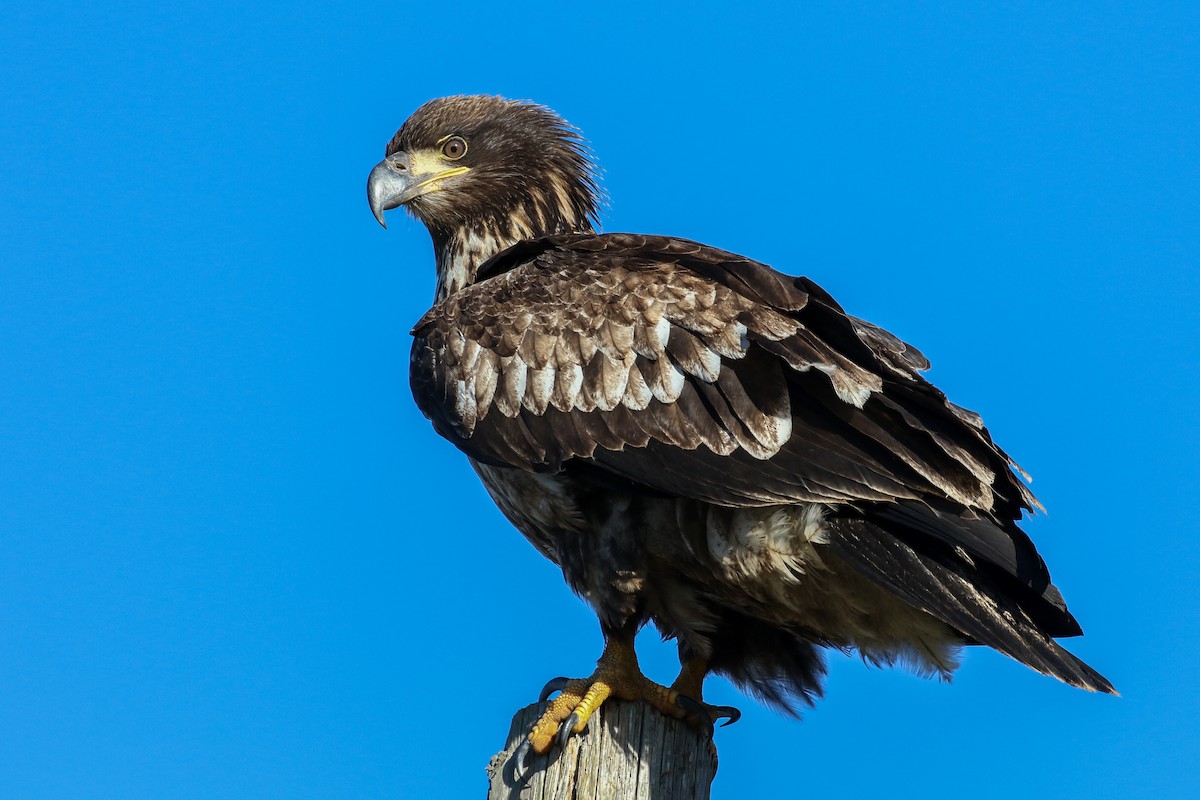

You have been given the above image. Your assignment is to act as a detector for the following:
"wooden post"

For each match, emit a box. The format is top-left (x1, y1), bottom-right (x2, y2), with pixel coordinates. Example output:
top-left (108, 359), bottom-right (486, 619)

top-left (486, 701), bottom-right (718, 800)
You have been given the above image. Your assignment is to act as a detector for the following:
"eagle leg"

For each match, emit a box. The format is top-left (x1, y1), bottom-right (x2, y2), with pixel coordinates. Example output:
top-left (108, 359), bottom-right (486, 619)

top-left (670, 653), bottom-right (741, 734)
top-left (524, 636), bottom-right (680, 754)
top-left (525, 636), bottom-right (731, 753)
top-left (508, 638), bottom-right (741, 782)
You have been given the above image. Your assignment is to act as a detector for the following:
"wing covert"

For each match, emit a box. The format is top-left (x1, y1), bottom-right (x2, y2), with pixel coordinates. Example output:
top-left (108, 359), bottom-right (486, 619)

top-left (410, 233), bottom-right (1034, 521)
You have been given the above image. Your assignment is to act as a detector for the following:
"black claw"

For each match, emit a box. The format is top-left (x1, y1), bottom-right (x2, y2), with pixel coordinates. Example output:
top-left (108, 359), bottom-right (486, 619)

top-left (712, 705), bottom-right (742, 727)
top-left (539, 677), bottom-right (570, 702)
top-left (557, 711), bottom-right (581, 750)
top-left (506, 738), bottom-right (535, 786)
top-left (674, 694), bottom-right (715, 739)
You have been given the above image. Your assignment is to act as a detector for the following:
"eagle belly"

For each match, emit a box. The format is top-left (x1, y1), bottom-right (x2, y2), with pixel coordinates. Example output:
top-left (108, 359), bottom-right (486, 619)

top-left (471, 460), bottom-right (961, 679)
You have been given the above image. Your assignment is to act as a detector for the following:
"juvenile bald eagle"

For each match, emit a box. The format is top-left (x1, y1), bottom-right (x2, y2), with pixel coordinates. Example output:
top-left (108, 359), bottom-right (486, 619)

top-left (367, 95), bottom-right (1113, 766)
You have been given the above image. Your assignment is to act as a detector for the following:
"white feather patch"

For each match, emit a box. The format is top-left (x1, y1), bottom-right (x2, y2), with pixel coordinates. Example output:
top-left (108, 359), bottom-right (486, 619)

top-left (812, 363), bottom-right (877, 408)
top-left (462, 337), bottom-right (485, 374)
top-left (495, 356), bottom-right (527, 418)
top-left (709, 321), bottom-right (749, 359)
top-left (701, 502), bottom-right (961, 678)
top-left (693, 346), bottom-right (723, 383)
top-left (523, 365), bottom-right (555, 414)
top-left (654, 316), bottom-right (671, 348)
top-left (622, 362), bottom-right (653, 410)
top-left (473, 350), bottom-right (499, 417)
top-left (551, 363), bottom-right (585, 411)
top-left (454, 378), bottom-right (477, 434)
top-left (594, 356), bottom-right (630, 412)
top-left (706, 504), bottom-right (830, 582)
top-left (637, 354), bottom-right (686, 404)
top-left (446, 329), bottom-right (466, 363)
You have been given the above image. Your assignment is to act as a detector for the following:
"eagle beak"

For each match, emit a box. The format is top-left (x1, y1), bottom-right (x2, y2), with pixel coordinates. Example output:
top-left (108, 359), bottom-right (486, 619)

top-left (367, 151), bottom-right (470, 228)
top-left (367, 152), bottom-right (415, 228)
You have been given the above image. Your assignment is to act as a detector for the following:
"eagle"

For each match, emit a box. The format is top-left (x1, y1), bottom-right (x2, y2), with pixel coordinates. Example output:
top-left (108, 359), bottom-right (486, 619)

top-left (367, 95), bottom-right (1113, 771)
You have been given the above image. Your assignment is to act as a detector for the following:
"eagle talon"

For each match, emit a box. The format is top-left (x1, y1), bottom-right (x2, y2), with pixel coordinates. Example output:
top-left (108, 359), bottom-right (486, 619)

top-left (539, 676), bottom-right (571, 702)
top-left (525, 637), bottom-right (704, 758)
top-left (507, 738), bottom-right (536, 786)
top-left (713, 705), bottom-right (741, 726)
top-left (558, 711), bottom-right (582, 749)
top-left (674, 694), bottom-right (715, 739)
top-left (673, 694), bottom-right (742, 736)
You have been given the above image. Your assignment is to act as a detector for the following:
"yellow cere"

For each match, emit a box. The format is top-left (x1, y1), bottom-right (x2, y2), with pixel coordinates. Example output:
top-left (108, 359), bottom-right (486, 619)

top-left (409, 149), bottom-right (471, 193)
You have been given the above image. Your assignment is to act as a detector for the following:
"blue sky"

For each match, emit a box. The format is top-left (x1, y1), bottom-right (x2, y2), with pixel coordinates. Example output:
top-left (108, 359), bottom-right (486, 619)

top-left (2, 2), bottom-right (1197, 797)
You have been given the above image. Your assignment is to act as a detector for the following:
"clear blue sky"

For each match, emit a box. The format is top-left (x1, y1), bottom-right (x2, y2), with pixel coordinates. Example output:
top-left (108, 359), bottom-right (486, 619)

top-left (2, 2), bottom-right (1197, 798)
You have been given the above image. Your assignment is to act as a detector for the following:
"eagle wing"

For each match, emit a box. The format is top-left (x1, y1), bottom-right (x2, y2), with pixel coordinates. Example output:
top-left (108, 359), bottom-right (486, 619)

top-left (413, 233), bottom-right (1026, 513)
top-left (410, 233), bottom-right (1110, 691)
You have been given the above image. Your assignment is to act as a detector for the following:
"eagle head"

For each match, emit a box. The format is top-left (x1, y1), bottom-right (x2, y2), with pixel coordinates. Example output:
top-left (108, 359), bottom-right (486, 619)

top-left (367, 95), bottom-right (600, 237)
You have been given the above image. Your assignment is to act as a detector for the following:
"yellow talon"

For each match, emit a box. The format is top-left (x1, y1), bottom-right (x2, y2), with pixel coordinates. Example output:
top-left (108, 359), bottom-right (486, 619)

top-left (525, 637), bottom-right (688, 754)
top-left (522, 638), bottom-right (741, 762)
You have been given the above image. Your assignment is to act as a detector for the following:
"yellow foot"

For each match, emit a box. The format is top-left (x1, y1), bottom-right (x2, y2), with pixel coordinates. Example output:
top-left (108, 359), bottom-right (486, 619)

top-left (667, 653), bottom-right (742, 758)
top-left (508, 640), bottom-right (739, 783)
top-left (670, 653), bottom-right (742, 735)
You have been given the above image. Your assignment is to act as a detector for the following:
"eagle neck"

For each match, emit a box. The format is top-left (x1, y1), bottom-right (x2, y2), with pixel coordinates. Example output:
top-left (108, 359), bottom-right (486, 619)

top-left (431, 214), bottom-right (595, 302)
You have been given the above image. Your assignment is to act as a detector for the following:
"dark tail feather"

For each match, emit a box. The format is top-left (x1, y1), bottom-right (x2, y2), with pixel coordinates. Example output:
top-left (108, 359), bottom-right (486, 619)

top-left (700, 613), bottom-right (830, 716)
top-left (825, 517), bottom-right (1116, 694)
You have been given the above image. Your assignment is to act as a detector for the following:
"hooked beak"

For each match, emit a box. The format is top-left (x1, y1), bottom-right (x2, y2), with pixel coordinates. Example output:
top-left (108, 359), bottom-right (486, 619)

top-left (366, 151), bottom-right (469, 228)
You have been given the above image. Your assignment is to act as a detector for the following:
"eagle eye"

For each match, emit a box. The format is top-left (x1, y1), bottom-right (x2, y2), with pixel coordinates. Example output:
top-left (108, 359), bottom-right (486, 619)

top-left (441, 136), bottom-right (467, 160)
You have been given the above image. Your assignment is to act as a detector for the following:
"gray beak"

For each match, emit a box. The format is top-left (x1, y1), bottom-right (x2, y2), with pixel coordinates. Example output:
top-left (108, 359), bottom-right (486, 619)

top-left (366, 152), bottom-right (417, 228)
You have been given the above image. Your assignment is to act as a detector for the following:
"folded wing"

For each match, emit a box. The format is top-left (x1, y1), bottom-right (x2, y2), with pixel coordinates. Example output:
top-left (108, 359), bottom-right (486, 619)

top-left (410, 232), bottom-right (1111, 691)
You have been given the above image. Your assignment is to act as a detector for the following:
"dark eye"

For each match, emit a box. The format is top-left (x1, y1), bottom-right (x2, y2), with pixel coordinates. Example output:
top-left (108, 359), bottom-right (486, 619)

top-left (441, 136), bottom-right (467, 160)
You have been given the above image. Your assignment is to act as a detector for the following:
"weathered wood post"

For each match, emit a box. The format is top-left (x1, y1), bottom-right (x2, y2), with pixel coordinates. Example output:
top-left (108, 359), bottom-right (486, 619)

top-left (486, 701), bottom-right (718, 799)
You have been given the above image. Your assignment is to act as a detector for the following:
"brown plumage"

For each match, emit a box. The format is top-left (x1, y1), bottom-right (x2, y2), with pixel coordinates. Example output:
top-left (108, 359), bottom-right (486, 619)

top-left (368, 95), bottom-right (1112, 738)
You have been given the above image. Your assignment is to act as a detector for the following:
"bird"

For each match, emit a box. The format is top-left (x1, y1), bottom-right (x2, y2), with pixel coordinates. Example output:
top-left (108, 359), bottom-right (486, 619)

top-left (366, 94), bottom-right (1114, 771)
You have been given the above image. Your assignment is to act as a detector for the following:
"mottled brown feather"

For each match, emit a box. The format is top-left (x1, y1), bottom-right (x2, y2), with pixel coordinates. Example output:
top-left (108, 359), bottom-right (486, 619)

top-left (410, 233), bottom-right (1034, 526)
